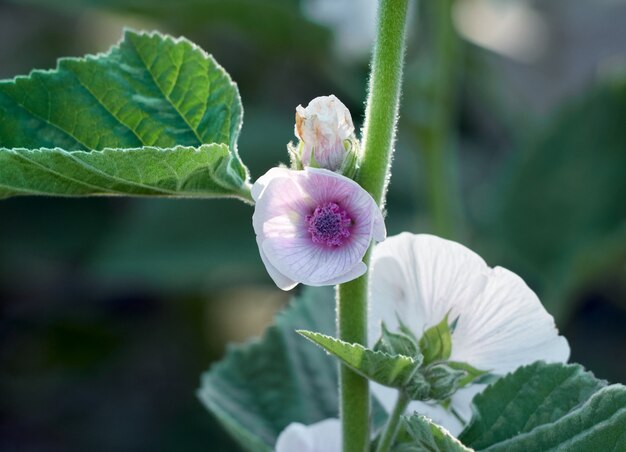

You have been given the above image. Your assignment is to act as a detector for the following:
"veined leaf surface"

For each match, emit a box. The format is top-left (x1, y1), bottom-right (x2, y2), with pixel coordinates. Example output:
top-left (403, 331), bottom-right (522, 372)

top-left (0, 30), bottom-right (251, 201)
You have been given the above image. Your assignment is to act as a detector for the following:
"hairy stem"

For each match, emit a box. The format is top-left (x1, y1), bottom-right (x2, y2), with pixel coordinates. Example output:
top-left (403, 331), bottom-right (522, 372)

top-left (375, 392), bottom-right (410, 452)
top-left (336, 1), bottom-right (410, 451)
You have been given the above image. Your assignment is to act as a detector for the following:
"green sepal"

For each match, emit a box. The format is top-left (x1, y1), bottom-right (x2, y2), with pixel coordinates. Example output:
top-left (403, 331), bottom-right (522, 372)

top-left (419, 314), bottom-right (453, 365)
top-left (447, 361), bottom-right (490, 388)
top-left (339, 137), bottom-right (360, 179)
top-left (297, 330), bottom-right (420, 388)
top-left (374, 322), bottom-right (420, 358)
top-left (423, 363), bottom-right (467, 401)
top-left (404, 372), bottom-right (431, 401)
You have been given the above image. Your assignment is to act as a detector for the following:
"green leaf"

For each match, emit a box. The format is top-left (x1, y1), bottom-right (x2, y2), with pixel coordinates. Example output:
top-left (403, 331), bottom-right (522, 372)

top-left (459, 361), bottom-right (626, 451)
top-left (486, 81), bottom-right (626, 321)
top-left (197, 287), bottom-right (338, 452)
top-left (0, 145), bottom-right (251, 201)
top-left (419, 314), bottom-right (452, 365)
top-left (0, 30), bottom-right (251, 201)
top-left (298, 330), bottom-right (421, 389)
top-left (393, 414), bottom-right (473, 452)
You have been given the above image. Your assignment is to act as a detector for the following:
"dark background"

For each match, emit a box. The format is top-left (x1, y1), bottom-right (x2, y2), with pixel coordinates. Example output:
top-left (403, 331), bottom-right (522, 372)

top-left (0, 0), bottom-right (625, 450)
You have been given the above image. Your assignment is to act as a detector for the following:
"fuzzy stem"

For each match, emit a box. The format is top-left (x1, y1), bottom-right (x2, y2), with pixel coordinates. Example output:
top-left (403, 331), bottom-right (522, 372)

top-left (375, 392), bottom-right (410, 452)
top-left (336, 1), bottom-right (410, 451)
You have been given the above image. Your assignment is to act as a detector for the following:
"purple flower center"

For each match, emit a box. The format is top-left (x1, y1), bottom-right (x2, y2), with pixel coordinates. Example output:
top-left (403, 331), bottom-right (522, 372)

top-left (306, 202), bottom-right (352, 247)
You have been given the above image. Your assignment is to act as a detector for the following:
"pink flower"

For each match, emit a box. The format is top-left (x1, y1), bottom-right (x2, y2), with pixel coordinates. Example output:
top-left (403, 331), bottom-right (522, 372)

top-left (252, 167), bottom-right (386, 290)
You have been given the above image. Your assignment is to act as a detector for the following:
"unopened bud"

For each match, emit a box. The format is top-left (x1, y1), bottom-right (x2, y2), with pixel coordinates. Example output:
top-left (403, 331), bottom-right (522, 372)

top-left (290, 95), bottom-right (360, 178)
top-left (424, 363), bottom-right (466, 401)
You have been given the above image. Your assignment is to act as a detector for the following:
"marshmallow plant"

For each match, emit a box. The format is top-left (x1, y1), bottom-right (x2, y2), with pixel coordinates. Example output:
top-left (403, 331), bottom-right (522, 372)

top-left (0, 1), bottom-right (624, 452)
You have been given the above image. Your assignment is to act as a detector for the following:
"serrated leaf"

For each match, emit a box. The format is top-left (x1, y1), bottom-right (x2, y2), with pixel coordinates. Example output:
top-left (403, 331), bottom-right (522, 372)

top-left (0, 145), bottom-right (251, 201)
top-left (0, 30), bottom-right (251, 201)
top-left (197, 287), bottom-right (338, 452)
top-left (419, 314), bottom-right (452, 365)
top-left (459, 361), bottom-right (623, 451)
top-left (298, 330), bottom-right (419, 388)
top-left (485, 386), bottom-right (626, 451)
top-left (392, 414), bottom-right (473, 452)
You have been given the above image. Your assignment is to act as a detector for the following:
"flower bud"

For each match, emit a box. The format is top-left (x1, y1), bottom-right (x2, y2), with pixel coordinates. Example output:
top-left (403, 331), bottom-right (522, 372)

top-left (424, 363), bottom-right (466, 401)
top-left (290, 95), bottom-right (360, 178)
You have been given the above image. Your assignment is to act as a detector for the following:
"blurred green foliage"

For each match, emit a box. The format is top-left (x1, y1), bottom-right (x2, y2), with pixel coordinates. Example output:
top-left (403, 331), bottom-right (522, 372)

top-left (485, 80), bottom-right (626, 322)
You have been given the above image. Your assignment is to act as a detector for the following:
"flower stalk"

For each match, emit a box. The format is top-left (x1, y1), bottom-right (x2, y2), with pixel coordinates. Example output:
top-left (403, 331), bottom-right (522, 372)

top-left (375, 392), bottom-right (410, 452)
top-left (336, 1), bottom-right (410, 451)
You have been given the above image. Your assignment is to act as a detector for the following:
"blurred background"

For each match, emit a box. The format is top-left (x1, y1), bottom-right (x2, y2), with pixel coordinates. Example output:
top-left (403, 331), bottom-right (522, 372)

top-left (0, 0), bottom-right (624, 450)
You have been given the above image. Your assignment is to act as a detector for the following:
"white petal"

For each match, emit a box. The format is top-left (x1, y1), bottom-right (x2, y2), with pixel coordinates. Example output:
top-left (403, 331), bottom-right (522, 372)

top-left (257, 239), bottom-right (297, 291)
top-left (450, 266), bottom-right (570, 374)
top-left (251, 167), bottom-right (292, 201)
top-left (262, 236), bottom-right (367, 286)
top-left (275, 419), bottom-right (341, 452)
top-left (369, 233), bottom-right (489, 345)
top-left (320, 261), bottom-right (367, 286)
top-left (371, 204), bottom-right (387, 242)
top-left (275, 423), bottom-right (313, 451)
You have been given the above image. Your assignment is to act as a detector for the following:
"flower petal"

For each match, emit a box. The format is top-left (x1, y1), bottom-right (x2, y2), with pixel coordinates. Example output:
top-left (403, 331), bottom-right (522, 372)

top-left (275, 418), bottom-right (341, 452)
top-left (262, 236), bottom-right (368, 286)
top-left (450, 266), bottom-right (570, 373)
top-left (257, 239), bottom-right (297, 291)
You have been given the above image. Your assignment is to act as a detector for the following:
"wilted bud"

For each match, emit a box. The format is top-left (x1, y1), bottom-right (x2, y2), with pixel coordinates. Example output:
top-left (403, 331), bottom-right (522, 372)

top-left (290, 95), bottom-right (360, 178)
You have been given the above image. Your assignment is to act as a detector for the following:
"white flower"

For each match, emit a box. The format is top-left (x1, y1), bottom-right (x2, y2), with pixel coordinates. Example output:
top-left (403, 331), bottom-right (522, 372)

top-left (294, 95), bottom-right (356, 172)
top-left (368, 233), bottom-right (570, 435)
top-left (275, 418), bottom-right (341, 452)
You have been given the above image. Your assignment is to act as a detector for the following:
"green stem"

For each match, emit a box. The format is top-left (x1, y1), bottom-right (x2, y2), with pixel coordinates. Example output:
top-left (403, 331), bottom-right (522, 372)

top-left (419, 0), bottom-right (461, 239)
top-left (358, 0), bottom-right (411, 206)
top-left (375, 392), bottom-right (410, 452)
top-left (336, 1), bottom-right (410, 451)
